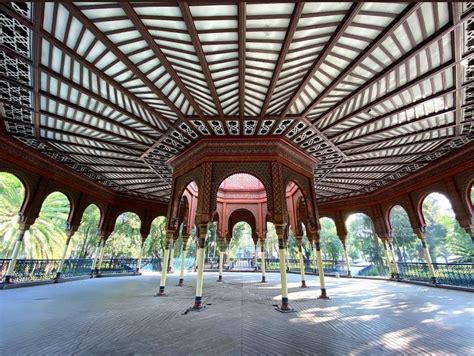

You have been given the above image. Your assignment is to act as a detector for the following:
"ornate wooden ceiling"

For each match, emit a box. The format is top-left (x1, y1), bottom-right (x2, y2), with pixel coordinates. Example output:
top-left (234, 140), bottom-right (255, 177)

top-left (1, 2), bottom-right (473, 202)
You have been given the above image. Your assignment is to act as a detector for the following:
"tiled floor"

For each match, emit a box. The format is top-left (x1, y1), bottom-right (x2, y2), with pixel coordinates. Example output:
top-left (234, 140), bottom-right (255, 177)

top-left (1, 272), bottom-right (473, 355)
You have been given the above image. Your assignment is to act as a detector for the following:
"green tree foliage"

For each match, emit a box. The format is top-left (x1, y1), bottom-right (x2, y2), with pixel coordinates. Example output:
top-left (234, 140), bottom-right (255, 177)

top-left (319, 218), bottom-right (343, 260)
top-left (69, 204), bottom-right (101, 258)
top-left (103, 212), bottom-right (141, 258)
top-left (0, 172), bottom-right (70, 259)
top-left (143, 216), bottom-right (167, 258)
top-left (422, 193), bottom-right (472, 263)
top-left (346, 213), bottom-right (385, 275)
top-left (389, 206), bottom-right (421, 262)
top-left (228, 222), bottom-right (254, 258)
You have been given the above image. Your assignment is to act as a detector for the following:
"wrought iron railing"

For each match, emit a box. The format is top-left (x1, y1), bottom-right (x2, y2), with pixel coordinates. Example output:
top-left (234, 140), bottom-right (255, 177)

top-left (0, 258), bottom-right (162, 283)
top-left (397, 262), bottom-right (473, 287)
top-left (204, 257), bottom-right (349, 275)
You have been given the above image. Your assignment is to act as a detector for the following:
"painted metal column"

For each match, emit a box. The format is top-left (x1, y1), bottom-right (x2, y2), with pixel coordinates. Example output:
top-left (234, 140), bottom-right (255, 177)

top-left (56, 229), bottom-right (75, 280)
top-left (3, 224), bottom-right (29, 283)
top-left (296, 237), bottom-right (307, 288)
top-left (192, 224), bottom-right (207, 309)
top-left (254, 242), bottom-right (258, 271)
top-left (96, 239), bottom-right (107, 276)
top-left (417, 232), bottom-right (437, 283)
top-left (137, 241), bottom-right (145, 273)
top-left (342, 242), bottom-right (352, 277)
top-left (156, 232), bottom-right (174, 296)
top-left (388, 240), bottom-right (400, 279)
top-left (90, 238), bottom-right (102, 276)
top-left (315, 240), bottom-right (329, 299)
top-left (178, 233), bottom-right (190, 286)
top-left (217, 238), bottom-right (225, 282)
top-left (260, 239), bottom-right (266, 283)
top-left (168, 241), bottom-right (175, 273)
top-left (275, 225), bottom-right (292, 312)
top-left (382, 240), bottom-right (394, 278)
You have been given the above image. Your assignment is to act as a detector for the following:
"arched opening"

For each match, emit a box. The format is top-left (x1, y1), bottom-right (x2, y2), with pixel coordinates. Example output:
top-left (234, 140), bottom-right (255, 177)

top-left (26, 192), bottom-right (71, 259)
top-left (70, 204), bottom-right (101, 258)
top-left (389, 205), bottom-right (419, 263)
top-left (105, 212), bottom-right (141, 258)
top-left (0, 172), bottom-right (26, 258)
top-left (319, 217), bottom-right (343, 261)
top-left (422, 192), bottom-right (472, 263)
top-left (469, 183), bottom-right (474, 210)
top-left (229, 221), bottom-right (253, 260)
top-left (144, 216), bottom-right (167, 259)
top-left (346, 213), bottom-right (385, 276)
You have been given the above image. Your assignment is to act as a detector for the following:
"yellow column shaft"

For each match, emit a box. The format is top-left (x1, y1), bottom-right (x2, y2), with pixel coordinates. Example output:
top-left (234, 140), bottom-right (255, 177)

top-left (343, 244), bottom-right (352, 277)
top-left (279, 247), bottom-right (288, 299)
top-left (195, 247), bottom-right (205, 297)
top-left (4, 227), bottom-right (27, 279)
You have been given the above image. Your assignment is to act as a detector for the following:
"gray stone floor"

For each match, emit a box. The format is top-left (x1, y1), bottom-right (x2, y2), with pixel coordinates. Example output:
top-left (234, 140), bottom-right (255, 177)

top-left (0, 272), bottom-right (473, 355)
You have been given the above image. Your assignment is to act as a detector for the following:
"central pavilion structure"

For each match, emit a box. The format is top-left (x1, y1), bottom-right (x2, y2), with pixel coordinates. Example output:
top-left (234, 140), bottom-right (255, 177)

top-left (0, 1), bottom-right (473, 313)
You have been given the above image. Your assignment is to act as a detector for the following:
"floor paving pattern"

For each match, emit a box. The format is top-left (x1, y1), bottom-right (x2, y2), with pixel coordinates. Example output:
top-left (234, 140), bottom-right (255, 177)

top-left (0, 272), bottom-right (473, 355)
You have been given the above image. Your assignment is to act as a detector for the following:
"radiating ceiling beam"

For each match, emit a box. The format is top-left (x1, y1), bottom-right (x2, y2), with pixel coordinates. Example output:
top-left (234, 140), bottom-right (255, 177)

top-left (279, 3), bottom-right (363, 118)
top-left (300, 3), bottom-right (421, 117)
top-left (451, 2), bottom-right (463, 137)
top-left (259, 2), bottom-right (304, 117)
top-left (0, 3), bottom-right (172, 133)
top-left (62, 2), bottom-right (185, 120)
top-left (238, 2), bottom-right (246, 119)
top-left (32, 2), bottom-right (44, 139)
top-left (179, 2), bottom-right (224, 118)
top-left (313, 14), bottom-right (472, 129)
top-left (120, 2), bottom-right (205, 118)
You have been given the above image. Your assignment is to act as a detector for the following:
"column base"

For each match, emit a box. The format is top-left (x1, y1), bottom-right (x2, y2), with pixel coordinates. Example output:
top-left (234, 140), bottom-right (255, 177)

top-left (300, 280), bottom-right (308, 288)
top-left (54, 272), bottom-right (64, 282)
top-left (261, 276), bottom-right (266, 283)
top-left (275, 297), bottom-right (295, 313)
top-left (347, 271), bottom-right (352, 277)
top-left (154, 286), bottom-right (167, 297)
top-left (286, 267), bottom-right (290, 272)
top-left (191, 297), bottom-right (205, 310)
top-left (2, 275), bottom-right (14, 284)
top-left (430, 277), bottom-right (438, 284)
top-left (177, 278), bottom-right (184, 286)
top-left (318, 288), bottom-right (330, 299)
top-left (217, 275), bottom-right (223, 282)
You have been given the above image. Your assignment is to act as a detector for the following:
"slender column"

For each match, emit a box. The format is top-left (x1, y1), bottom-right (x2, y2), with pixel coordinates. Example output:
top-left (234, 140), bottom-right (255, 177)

top-left (3, 224), bottom-right (30, 283)
top-left (90, 239), bottom-right (102, 276)
top-left (96, 239), bottom-right (107, 276)
top-left (275, 225), bottom-right (293, 312)
top-left (314, 240), bottom-right (329, 299)
top-left (382, 240), bottom-right (394, 278)
top-left (168, 241), bottom-right (175, 273)
top-left (217, 238), bottom-right (225, 282)
top-left (342, 241), bottom-right (352, 277)
top-left (254, 242), bottom-right (258, 271)
top-left (296, 237), bottom-right (307, 288)
top-left (178, 233), bottom-right (190, 286)
top-left (417, 232), bottom-right (437, 283)
top-left (55, 229), bottom-right (75, 280)
top-left (388, 240), bottom-right (400, 279)
top-left (137, 241), bottom-right (145, 273)
top-left (260, 239), bottom-right (266, 283)
top-left (155, 232), bottom-right (174, 296)
top-left (285, 246), bottom-right (290, 272)
top-left (312, 242), bottom-right (318, 273)
top-left (192, 224), bottom-right (207, 309)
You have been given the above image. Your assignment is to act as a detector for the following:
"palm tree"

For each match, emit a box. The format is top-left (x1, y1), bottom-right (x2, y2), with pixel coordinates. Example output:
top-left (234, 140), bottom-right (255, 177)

top-left (0, 172), bottom-right (70, 259)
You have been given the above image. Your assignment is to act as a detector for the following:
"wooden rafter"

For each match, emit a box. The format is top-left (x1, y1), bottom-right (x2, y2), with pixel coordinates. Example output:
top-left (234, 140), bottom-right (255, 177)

top-left (238, 2), bottom-right (246, 119)
top-left (451, 2), bottom-right (463, 137)
top-left (120, 2), bottom-right (204, 118)
top-left (62, 2), bottom-right (184, 120)
top-left (32, 2), bottom-right (43, 139)
top-left (259, 2), bottom-right (304, 117)
top-left (300, 3), bottom-right (421, 118)
top-left (179, 2), bottom-right (224, 118)
top-left (279, 3), bottom-right (363, 118)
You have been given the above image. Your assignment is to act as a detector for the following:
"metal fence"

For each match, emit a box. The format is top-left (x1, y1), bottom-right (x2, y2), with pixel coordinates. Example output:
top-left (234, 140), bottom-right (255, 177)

top-left (204, 257), bottom-right (349, 275)
top-left (397, 262), bottom-right (473, 287)
top-left (1, 258), bottom-right (472, 288)
top-left (0, 258), bottom-right (162, 283)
